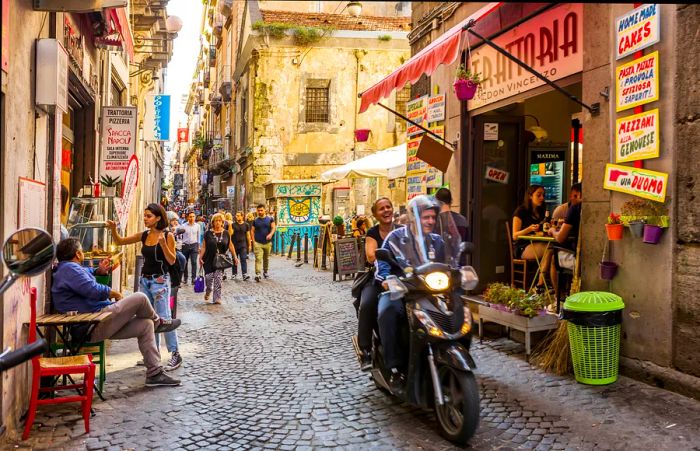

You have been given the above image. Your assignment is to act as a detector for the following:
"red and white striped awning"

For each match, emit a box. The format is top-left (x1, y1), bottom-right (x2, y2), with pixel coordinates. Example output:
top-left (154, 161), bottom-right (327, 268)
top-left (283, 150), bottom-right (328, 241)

top-left (358, 3), bottom-right (502, 113)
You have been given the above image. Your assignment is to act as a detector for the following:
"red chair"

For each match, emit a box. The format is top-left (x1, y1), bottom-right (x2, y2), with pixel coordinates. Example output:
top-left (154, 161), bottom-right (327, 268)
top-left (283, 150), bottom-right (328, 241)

top-left (23, 288), bottom-right (95, 440)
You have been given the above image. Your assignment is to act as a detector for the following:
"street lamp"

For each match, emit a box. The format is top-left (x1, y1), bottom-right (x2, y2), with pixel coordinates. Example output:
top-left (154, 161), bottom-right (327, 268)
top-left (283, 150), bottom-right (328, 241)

top-left (166, 15), bottom-right (184, 34)
top-left (347, 2), bottom-right (362, 17)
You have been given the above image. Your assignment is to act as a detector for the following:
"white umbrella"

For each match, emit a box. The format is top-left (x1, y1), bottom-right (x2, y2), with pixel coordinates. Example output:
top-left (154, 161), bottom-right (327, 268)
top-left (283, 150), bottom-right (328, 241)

top-left (320, 143), bottom-right (406, 180)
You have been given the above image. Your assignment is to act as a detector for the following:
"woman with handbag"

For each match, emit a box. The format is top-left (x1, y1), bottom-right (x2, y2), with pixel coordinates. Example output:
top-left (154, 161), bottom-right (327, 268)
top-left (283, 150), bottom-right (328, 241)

top-left (356, 197), bottom-right (398, 371)
top-left (199, 213), bottom-right (239, 304)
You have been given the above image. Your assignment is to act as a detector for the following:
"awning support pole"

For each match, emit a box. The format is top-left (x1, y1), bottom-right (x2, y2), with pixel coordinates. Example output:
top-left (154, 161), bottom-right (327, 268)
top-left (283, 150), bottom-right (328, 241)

top-left (463, 20), bottom-right (600, 116)
top-left (375, 102), bottom-right (455, 148)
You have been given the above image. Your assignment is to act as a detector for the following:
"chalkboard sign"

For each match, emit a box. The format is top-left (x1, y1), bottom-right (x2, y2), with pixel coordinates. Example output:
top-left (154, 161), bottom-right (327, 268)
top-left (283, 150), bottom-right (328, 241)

top-left (334, 237), bottom-right (361, 276)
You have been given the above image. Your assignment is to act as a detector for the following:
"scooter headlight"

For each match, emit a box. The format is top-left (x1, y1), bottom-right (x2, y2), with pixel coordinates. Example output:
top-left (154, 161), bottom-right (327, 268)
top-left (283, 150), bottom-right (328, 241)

top-left (460, 266), bottom-right (479, 291)
top-left (424, 272), bottom-right (450, 291)
top-left (414, 310), bottom-right (444, 338)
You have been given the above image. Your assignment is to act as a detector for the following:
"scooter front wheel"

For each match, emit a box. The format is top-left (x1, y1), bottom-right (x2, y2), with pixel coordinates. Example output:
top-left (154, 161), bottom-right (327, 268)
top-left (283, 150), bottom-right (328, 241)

top-left (434, 366), bottom-right (480, 445)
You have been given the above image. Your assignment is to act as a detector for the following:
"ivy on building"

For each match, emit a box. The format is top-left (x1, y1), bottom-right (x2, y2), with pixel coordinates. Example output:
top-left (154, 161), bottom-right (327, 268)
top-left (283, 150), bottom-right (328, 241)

top-left (252, 21), bottom-right (334, 46)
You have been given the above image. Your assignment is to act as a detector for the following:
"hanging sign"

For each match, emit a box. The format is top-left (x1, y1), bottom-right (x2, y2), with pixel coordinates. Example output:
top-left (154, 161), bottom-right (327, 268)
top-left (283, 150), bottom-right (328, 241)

top-left (427, 94), bottom-right (445, 122)
top-left (603, 163), bottom-right (667, 202)
top-left (114, 155), bottom-right (139, 230)
top-left (100, 106), bottom-right (137, 180)
top-left (406, 96), bottom-right (428, 137)
top-left (177, 128), bottom-right (189, 143)
top-left (615, 109), bottom-right (659, 163)
top-left (485, 166), bottom-right (510, 184)
top-left (615, 4), bottom-right (660, 60)
top-left (468, 3), bottom-right (583, 111)
top-left (226, 186), bottom-right (235, 198)
top-left (36, 39), bottom-right (69, 112)
top-left (143, 95), bottom-right (171, 141)
top-left (616, 51), bottom-right (659, 112)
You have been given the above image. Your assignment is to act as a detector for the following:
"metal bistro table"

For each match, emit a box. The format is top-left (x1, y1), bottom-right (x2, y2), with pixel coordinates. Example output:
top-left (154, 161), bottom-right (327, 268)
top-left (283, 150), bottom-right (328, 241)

top-left (31, 311), bottom-right (112, 401)
top-left (517, 234), bottom-right (556, 304)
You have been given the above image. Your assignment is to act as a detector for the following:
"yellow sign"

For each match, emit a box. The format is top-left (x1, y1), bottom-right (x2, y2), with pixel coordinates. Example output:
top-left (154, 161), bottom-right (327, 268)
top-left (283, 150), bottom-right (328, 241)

top-left (615, 109), bottom-right (659, 163)
top-left (616, 51), bottom-right (659, 112)
top-left (603, 163), bottom-right (667, 202)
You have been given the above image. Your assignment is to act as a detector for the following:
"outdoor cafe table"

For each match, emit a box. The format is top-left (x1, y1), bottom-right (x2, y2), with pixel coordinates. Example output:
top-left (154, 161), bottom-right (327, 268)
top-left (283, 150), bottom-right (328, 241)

top-left (28, 311), bottom-right (112, 401)
top-left (517, 234), bottom-right (556, 304)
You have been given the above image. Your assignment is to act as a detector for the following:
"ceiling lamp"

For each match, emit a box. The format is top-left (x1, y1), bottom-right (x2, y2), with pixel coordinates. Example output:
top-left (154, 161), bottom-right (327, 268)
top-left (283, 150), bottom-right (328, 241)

top-left (347, 2), bottom-right (362, 17)
top-left (524, 114), bottom-right (549, 142)
top-left (166, 15), bottom-right (184, 33)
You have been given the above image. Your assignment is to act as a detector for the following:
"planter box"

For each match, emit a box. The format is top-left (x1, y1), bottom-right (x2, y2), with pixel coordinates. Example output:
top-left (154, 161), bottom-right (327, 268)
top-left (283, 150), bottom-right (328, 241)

top-left (478, 304), bottom-right (559, 358)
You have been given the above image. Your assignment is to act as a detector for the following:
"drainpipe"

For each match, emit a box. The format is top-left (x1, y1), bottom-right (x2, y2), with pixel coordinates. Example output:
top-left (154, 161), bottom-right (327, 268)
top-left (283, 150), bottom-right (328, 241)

top-left (353, 49), bottom-right (363, 162)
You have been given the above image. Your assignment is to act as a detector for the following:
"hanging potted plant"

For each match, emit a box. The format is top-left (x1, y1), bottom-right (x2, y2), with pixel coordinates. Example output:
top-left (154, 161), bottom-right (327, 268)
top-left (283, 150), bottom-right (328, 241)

top-left (453, 64), bottom-right (481, 101)
top-left (354, 129), bottom-right (371, 142)
top-left (599, 240), bottom-right (618, 281)
top-left (605, 212), bottom-right (624, 240)
top-left (621, 198), bottom-right (647, 238)
top-left (99, 175), bottom-right (121, 197)
top-left (643, 201), bottom-right (668, 245)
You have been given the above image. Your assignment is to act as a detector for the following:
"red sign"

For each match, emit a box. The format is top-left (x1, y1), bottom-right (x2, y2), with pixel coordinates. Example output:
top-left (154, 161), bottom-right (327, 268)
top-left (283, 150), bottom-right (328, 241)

top-left (177, 128), bottom-right (189, 143)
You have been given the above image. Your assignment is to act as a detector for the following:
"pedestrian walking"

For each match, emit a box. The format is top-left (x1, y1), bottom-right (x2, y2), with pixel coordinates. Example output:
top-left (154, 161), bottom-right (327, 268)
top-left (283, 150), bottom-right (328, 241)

top-left (199, 213), bottom-right (239, 304)
top-left (106, 203), bottom-right (183, 372)
top-left (231, 211), bottom-right (252, 280)
top-left (223, 212), bottom-right (234, 280)
top-left (251, 204), bottom-right (276, 282)
top-left (178, 211), bottom-right (201, 285)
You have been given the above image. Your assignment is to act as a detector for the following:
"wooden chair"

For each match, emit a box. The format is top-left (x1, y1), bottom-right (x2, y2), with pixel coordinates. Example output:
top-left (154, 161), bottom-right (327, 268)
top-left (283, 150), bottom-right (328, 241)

top-left (505, 222), bottom-right (537, 290)
top-left (51, 340), bottom-right (106, 394)
top-left (23, 288), bottom-right (95, 440)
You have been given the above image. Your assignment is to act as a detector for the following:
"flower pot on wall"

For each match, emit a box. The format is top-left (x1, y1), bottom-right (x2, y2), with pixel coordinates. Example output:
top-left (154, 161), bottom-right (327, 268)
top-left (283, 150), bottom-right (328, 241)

top-left (628, 220), bottom-right (645, 238)
top-left (354, 129), bottom-right (371, 142)
top-left (453, 79), bottom-right (478, 101)
top-left (605, 223), bottom-right (624, 240)
top-left (642, 224), bottom-right (664, 244)
top-left (102, 186), bottom-right (116, 197)
top-left (599, 261), bottom-right (618, 280)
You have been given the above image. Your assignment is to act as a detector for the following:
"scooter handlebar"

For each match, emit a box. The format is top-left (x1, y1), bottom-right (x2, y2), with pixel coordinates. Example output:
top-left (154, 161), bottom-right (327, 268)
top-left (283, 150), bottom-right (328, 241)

top-left (0, 339), bottom-right (47, 372)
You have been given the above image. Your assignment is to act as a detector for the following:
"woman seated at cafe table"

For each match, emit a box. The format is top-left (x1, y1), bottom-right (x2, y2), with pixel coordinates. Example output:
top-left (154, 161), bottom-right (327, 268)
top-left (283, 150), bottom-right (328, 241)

top-left (511, 184), bottom-right (552, 290)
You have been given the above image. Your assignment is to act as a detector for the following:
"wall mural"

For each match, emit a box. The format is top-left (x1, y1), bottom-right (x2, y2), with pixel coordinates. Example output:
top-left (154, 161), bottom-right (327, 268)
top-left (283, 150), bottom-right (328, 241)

top-left (273, 183), bottom-right (323, 251)
top-left (275, 225), bottom-right (320, 252)
top-left (277, 196), bottom-right (321, 226)
top-left (275, 183), bottom-right (322, 198)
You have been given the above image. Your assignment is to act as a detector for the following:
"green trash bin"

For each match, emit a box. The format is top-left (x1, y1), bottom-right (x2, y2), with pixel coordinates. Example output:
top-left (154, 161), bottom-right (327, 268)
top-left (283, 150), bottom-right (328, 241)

top-left (562, 291), bottom-right (625, 385)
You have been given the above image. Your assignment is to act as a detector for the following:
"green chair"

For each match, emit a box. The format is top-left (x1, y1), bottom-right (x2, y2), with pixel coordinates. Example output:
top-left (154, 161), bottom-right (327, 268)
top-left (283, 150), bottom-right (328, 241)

top-left (51, 339), bottom-right (106, 393)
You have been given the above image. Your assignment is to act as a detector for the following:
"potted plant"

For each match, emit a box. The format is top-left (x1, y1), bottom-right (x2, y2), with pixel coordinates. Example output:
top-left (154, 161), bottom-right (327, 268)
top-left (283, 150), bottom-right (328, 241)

top-left (620, 198), bottom-right (647, 238)
top-left (605, 212), bottom-right (623, 240)
top-left (453, 64), bottom-right (481, 101)
top-left (333, 215), bottom-right (345, 236)
top-left (643, 201), bottom-right (668, 245)
top-left (354, 129), bottom-right (371, 142)
top-left (99, 175), bottom-right (121, 197)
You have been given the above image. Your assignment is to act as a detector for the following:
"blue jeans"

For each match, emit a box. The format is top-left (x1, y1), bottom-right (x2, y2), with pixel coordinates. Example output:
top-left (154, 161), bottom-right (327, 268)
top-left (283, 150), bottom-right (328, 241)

top-left (176, 251), bottom-right (186, 278)
top-left (377, 292), bottom-right (406, 370)
top-left (232, 245), bottom-right (248, 275)
top-left (140, 274), bottom-right (178, 353)
top-left (181, 243), bottom-right (199, 282)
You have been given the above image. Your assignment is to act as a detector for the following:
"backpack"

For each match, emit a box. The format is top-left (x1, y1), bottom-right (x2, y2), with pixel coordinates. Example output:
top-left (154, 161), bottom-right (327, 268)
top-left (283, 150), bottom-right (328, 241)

top-left (141, 230), bottom-right (181, 289)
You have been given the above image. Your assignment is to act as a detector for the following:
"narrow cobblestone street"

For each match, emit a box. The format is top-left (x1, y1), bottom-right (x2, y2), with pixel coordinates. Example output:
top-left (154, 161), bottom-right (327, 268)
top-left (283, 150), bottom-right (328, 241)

top-left (9, 257), bottom-right (700, 451)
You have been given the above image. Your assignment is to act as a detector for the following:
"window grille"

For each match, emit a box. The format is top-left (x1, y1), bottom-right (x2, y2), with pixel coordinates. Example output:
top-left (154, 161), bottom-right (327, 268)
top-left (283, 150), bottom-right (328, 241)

top-left (305, 86), bottom-right (329, 123)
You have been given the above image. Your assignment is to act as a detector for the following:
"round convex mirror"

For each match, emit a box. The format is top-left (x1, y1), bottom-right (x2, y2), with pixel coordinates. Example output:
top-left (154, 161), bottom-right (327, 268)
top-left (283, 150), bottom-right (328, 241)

top-left (2, 228), bottom-right (55, 277)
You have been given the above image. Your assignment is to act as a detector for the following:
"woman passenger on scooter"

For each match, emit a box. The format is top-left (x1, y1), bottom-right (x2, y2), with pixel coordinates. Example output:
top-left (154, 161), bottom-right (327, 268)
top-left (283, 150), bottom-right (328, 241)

top-left (357, 197), bottom-right (398, 371)
top-left (375, 195), bottom-right (447, 390)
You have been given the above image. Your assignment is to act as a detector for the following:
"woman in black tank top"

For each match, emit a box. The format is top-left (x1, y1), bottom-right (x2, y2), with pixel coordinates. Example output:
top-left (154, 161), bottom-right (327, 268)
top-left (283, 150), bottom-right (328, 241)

top-left (106, 203), bottom-right (183, 370)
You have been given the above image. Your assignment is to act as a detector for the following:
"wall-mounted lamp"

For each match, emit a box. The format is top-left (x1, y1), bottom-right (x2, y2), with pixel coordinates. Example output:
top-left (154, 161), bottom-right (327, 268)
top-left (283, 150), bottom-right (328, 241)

top-left (524, 114), bottom-right (548, 142)
top-left (347, 2), bottom-right (362, 17)
top-left (166, 15), bottom-right (184, 33)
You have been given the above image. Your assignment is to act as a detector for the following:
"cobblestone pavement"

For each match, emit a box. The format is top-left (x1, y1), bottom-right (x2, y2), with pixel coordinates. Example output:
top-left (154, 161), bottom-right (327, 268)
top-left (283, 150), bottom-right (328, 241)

top-left (7, 257), bottom-right (700, 450)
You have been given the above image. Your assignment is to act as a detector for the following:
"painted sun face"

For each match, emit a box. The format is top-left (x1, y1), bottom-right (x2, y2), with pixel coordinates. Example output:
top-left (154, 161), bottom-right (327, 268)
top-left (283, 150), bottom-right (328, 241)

top-left (288, 198), bottom-right (311, 223)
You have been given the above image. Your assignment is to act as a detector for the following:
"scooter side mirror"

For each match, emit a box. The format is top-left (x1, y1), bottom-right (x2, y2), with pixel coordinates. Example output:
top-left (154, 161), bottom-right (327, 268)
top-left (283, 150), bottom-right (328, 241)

top-left (459, 242), bottom-right (474, 255)
top-left (0, 228), bottom-right (55, 295)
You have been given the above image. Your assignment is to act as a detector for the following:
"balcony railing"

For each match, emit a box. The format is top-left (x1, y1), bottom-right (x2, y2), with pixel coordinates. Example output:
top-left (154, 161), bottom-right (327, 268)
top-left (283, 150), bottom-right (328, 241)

top-left (217, 65), bottom-right (232, 102)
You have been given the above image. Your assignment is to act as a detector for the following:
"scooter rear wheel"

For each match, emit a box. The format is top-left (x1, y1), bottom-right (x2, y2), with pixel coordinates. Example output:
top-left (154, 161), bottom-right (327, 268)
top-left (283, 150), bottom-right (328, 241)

top-left (434, 366), bottom-right (480, 445)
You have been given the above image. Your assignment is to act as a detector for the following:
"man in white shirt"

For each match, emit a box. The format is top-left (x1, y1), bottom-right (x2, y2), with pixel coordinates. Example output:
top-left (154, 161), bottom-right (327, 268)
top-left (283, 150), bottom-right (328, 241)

top-left (178, 211), bottom-right (201, 284)
top-left (552, 183), bottom-right (582, 222)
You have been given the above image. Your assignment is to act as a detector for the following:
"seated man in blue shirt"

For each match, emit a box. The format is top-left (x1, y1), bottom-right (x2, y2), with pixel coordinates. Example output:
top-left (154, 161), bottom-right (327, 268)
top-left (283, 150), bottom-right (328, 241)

top-left (52, 238), bottom-right (181, 387)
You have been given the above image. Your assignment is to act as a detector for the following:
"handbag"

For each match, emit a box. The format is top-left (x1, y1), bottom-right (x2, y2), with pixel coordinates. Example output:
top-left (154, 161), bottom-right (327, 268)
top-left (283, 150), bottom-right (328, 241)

top-left (215, 253), bottom-right (233, 270)
top-left (193, 269), bottom-right (205, 293)
top-left (351, 266), bottom-right (375, 299)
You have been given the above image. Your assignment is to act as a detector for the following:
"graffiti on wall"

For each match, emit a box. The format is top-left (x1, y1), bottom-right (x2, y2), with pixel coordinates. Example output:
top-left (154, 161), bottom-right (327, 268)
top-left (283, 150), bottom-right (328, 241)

top-left (277, 196), bottom-right (321, 226)
top-left (276, 225), bottom-right (321, 251)
top-left (275, 183), bottom-right (322, 198)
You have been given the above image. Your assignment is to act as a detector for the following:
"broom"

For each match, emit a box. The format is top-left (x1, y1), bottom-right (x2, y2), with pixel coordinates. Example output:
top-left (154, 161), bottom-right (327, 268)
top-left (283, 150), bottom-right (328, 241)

top-left (530, 227), bottom-right (583, 375)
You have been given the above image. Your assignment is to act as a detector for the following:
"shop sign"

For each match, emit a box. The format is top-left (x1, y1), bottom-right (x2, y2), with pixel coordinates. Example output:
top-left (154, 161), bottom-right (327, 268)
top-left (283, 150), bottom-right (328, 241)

top-left (468, 3), bottom-right (583, 111)
top-left (485, 166), bottom-right (510, 184)
top-left (603, 163), bottom-right (667, 202)
top-left (615, 109), bottom-right (659, 163)
top-left (227, 186), bottom-right (235, 198)
top-left (100, 106), bottom-right (137, 179)
top-left (426, 167), bottom-right (443, 189)
top-left (484, 123), bottom-right (499, 141)
top-left (114, 155), bottom-right (139, 230)
top-left (615, 4), bottom-right (660, 60)
top-left (406, 174), bottom-right (425, 201)
top-left (531, 150), bottom-right (566, 163)
top-left (36, 39), bottom-right (69, 112)
top-left (427, 94), bottom-right (445, 122)
top-left (406, 95), bottom-right (428, 137)
top-left (177, 128), bottom-right (189, 143)
top-left (616, 51), bottom-right (659, 112)
top-left (143, 95), bottom-right (171, 141)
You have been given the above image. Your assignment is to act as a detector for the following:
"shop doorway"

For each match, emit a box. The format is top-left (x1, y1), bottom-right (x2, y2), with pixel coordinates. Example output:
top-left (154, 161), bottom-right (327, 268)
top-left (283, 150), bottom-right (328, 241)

top-left (471, 116), bottom-right (526, 289)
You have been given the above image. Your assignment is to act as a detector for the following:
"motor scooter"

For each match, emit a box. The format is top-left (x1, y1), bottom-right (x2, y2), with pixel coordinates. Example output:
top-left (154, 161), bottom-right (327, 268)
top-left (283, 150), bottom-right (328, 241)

top-left (0, 228), bottom-right (56, 372)
top-left (353, 241), bottom-right (480, 445)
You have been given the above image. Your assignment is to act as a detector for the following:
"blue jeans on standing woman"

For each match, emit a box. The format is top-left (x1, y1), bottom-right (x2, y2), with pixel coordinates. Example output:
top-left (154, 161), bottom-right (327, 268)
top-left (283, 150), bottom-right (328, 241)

top-left (140, 274), bottom-right (179, 353)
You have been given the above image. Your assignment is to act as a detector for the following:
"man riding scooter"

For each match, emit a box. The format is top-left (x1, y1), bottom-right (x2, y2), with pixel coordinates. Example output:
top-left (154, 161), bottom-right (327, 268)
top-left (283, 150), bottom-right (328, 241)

top-left (376, 195), bottom-right (448, 392)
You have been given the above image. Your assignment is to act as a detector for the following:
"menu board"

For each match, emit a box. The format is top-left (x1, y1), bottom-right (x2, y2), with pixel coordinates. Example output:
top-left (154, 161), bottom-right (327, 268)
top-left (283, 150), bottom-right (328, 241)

top-left (334, 237), bottom-right (361, 276)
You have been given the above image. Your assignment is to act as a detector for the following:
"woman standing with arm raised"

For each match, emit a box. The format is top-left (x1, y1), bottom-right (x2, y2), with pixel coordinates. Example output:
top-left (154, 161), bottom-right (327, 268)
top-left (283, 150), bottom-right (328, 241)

top-left (106, 203), bottom-right (183, 371)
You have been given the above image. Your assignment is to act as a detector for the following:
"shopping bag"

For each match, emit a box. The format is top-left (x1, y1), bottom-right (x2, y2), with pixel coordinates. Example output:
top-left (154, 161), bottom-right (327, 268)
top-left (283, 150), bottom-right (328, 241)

top-left (194, 270), bottom-right (206, 293)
